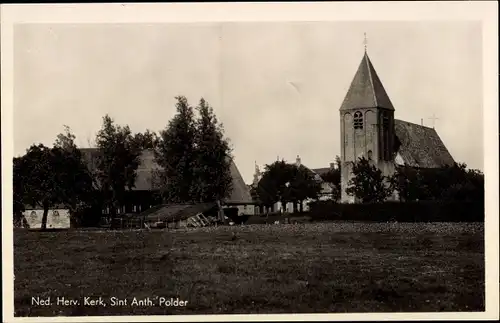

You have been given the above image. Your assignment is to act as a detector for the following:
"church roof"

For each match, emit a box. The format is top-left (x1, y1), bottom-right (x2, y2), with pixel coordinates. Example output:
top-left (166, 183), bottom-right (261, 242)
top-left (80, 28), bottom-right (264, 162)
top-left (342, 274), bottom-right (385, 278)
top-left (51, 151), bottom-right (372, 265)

top-left (79, 148), bottom-right (253, 204)
top-left (340, 52), bottom-right (395, 111)
top-left (394, 120), bottom-right (455, 168)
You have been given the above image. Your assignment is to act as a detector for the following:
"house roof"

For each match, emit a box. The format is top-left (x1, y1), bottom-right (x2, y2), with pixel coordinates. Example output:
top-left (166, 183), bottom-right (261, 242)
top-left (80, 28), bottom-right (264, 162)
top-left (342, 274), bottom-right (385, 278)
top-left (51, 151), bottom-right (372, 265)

top-left (307, 166), bottom-right (336, 190)
top-left (394, 119), bottom-right (455, 168)
top-left (310, 167), bottom-right (331, 177)
top-left (340, 52), bottom-right (395, 111)
top-left (227, 160), bottom-right (254, 204)
top-left (254, 163), bottom-right (334, 190)
top-left (79, 148), bottom-right (253, 204)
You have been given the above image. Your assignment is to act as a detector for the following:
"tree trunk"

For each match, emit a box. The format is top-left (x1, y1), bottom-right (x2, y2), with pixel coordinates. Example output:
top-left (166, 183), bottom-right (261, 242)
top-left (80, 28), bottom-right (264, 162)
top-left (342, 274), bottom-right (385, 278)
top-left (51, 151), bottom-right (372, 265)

top-left (216, 200), bottom-right (224, 222)
top-left (22, 216), bottom-right (30, 229)
top-left (293, 201), bottom-right (298, 214)
top-left (299, 201), bottom-right (304, 213)
top-left (41, 202), bottom-right (49, 231)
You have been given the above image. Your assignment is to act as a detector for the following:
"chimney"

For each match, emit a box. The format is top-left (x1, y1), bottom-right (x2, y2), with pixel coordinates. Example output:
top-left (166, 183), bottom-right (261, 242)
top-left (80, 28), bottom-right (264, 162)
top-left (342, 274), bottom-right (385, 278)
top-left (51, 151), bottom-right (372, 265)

top-left (330, 163), bottom-right (335, 169)
top-left (421, 118), bottom-right (423, 126)
top-left (296, 155), bottom-right (301, 167)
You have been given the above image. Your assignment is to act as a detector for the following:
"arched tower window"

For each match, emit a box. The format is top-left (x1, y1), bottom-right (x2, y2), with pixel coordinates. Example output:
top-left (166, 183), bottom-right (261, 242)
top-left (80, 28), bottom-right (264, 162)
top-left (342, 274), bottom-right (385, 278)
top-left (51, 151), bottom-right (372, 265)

top-left (353, 111), bottom-right (363, 129)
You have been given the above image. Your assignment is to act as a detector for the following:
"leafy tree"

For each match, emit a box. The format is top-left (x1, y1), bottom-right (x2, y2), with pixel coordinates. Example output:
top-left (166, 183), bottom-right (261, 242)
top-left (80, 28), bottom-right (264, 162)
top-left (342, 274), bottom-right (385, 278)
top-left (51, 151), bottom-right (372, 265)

top-left (191, 98), bottom-right (233, 202)
top-left (346, 157), bottom-right (392, 203)
top-left (54, 125), bottom-right (77, 151)
top-left (255, 160), bottom-right (295, 213)
top-left (255, 160), bottom-right (325, 212)
top-left (16, 145), bottom-right (55, 230)
top-left (412, 162), bottom-right (471, 201)
top-left (155, 96), bottom-right (197, 203)
top-left (321, 156), bottom-right (342, 202)
top-left (390, 162), bottom-right (483, 203)
top-left (54, 126), bottom-right (97, 226)
top-left (464, 168), bottom-right (484, 202)
top-left (389, 166), bottom-right (421, 202)
top-left (255, 171), bottom-right (279, 211)
top-left (155, 96), bottom-right (233, 204)
top-left (133, 129), bottom-right (159, 151)
top-left (441, 167), bottom-right (484, 202)
top-left (286, 165), bottom-right (322, 212)
top-left (95, 115), bottom-right (141, 218)
top-left (13, 156), bottom-right (28, 227)
top-left (13, 142), bottom-right (94, 230)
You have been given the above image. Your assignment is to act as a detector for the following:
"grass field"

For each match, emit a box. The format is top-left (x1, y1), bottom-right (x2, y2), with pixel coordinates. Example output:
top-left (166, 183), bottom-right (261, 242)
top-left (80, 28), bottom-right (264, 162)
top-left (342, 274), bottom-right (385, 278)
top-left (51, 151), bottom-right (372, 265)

top-left (14, 222), bottom-right (484, 316)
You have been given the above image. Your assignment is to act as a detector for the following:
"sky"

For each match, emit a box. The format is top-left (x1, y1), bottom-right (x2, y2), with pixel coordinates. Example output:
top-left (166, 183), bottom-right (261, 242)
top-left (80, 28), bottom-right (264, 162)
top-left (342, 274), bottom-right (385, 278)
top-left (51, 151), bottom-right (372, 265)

top-left (13, 21), bottom-right (483, 183)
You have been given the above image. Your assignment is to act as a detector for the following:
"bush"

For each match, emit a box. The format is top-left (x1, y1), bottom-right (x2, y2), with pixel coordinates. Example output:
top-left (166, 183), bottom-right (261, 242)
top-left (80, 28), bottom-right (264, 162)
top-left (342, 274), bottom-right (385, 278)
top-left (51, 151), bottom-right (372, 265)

top-left (308, 200), bottom-right (484, 223)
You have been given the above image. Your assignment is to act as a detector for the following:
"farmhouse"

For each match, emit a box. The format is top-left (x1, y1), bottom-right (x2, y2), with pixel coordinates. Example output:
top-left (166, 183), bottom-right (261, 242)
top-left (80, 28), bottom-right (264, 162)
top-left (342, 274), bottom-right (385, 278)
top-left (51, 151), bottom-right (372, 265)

top-left (79, 148), bottom-right (254, 217)
top-left (338, 50), bottom-right (455, 203)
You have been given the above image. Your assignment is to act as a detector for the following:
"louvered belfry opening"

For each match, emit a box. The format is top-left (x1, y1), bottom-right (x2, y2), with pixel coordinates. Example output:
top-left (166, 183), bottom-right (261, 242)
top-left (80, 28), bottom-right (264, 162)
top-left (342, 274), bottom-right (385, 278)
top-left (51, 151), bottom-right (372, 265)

top-left (353, 111), bottom-right (363, 130)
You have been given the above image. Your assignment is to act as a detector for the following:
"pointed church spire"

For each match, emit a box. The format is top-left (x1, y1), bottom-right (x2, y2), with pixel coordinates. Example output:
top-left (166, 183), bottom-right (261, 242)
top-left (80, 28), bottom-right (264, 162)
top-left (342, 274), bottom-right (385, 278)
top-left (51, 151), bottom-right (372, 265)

top-left (339, 49), bottom-right (395, 112)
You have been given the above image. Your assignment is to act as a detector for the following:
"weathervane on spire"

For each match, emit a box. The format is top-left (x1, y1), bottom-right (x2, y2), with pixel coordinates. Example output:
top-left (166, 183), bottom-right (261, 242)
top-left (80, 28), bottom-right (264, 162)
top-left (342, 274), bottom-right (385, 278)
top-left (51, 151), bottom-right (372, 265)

top-left (428, 114), bottom-right (439, 129)
top-left (363, 32), bottom-right (367, 52)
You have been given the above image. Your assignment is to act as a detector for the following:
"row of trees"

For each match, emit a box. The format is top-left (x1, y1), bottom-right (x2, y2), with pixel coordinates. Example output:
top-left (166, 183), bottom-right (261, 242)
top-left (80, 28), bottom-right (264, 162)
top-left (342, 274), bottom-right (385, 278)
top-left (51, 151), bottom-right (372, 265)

top-left (251, 156), bottom-right (484, 210)
top-left (390, 161), bottom-right (484, 203)
top-left (346, 157), bottom-right (484, 203)
top-left (14, 96), bottom-right (232, 229)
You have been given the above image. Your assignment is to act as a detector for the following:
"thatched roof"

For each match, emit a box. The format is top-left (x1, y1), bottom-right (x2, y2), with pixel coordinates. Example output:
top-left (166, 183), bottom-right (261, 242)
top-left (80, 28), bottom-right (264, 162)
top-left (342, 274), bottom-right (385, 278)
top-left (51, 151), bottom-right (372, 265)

top-left (79, 148), bottom-right (253, 204)
top-left (394, 120), bottom-right (455, 168)
top-left (227, 159), bottom-right (254, 204)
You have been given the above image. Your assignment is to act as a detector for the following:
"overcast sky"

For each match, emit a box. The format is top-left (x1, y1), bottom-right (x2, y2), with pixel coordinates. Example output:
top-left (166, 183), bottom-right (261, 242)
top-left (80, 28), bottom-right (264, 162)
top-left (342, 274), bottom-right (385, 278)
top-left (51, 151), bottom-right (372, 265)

top-left (13, 21), bottom-right (483, 183)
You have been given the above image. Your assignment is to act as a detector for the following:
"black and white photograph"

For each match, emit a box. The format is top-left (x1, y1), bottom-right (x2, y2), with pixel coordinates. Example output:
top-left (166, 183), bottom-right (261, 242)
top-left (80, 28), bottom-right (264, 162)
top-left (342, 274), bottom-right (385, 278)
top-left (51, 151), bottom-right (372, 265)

top-left (2, 2), bottom-right (498, 321)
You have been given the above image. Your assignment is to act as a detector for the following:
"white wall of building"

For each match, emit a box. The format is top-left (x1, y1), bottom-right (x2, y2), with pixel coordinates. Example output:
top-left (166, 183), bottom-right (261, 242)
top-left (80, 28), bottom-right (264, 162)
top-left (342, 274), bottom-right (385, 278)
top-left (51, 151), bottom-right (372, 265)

top-left (23, 209), bottom-right (71, 229)
top-left (233, 204), bottom-right (255, 215)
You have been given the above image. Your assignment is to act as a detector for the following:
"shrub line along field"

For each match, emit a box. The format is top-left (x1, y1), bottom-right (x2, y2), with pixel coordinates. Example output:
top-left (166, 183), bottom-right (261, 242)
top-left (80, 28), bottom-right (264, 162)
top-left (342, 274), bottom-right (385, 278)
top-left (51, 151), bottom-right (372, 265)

top-left (14, 222), bottom-right (484, 316)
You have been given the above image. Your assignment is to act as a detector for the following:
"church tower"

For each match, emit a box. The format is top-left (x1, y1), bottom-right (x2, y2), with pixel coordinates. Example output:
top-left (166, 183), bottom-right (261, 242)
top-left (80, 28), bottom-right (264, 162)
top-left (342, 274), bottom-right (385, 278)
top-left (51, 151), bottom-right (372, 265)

top-left (339, 47), bottom-right (397, 203)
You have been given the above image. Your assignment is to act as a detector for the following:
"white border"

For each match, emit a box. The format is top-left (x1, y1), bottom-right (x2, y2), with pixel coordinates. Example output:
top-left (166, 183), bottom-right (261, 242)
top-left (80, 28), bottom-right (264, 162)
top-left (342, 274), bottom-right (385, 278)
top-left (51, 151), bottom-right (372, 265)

top-left (2, 2), bottom-right (498, 322)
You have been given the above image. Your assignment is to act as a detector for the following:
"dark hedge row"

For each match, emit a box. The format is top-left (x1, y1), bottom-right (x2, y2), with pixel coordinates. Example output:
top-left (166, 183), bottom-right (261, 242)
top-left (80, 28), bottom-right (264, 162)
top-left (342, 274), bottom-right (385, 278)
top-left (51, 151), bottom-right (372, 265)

top-left (308, 200), bottom-right (484, 222)
top-left (244, 213), bottom-right (311, 225)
